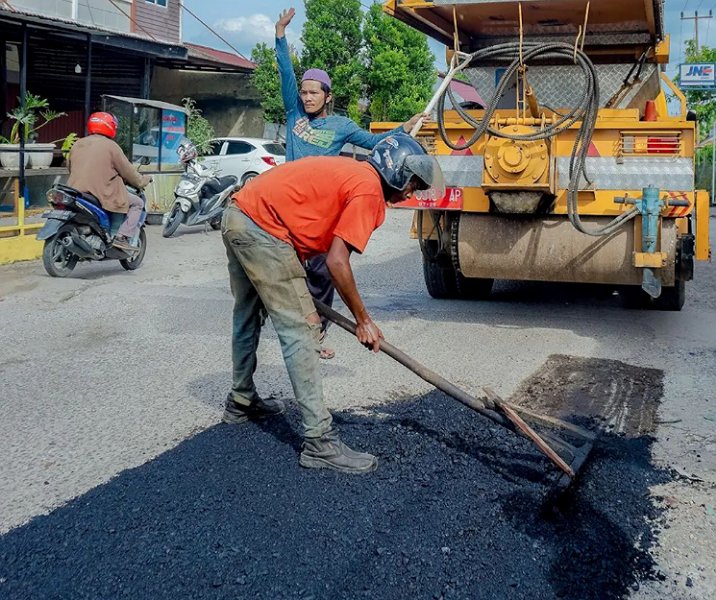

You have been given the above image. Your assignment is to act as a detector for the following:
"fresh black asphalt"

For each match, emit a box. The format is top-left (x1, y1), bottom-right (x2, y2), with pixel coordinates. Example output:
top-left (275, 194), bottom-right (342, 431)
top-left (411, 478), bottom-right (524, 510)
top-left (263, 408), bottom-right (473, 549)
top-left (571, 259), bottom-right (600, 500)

top-left (0, 383), bottom-right (669, 600)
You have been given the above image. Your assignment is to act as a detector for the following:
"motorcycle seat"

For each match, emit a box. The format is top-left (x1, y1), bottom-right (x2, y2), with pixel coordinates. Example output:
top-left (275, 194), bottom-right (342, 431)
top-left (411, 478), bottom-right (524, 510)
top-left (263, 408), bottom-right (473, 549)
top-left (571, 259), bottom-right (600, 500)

top-left (216, 175), bottom-right (239, 188)
top-left (201, 175), bottom-right (238, 198)
top-left (54, 184), bottom-right (102, 208)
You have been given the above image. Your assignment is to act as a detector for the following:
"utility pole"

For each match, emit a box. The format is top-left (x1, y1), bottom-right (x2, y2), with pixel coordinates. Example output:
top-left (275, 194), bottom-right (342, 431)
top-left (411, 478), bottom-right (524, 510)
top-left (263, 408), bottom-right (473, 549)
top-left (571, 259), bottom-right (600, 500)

top-left (681, 10), bottom-right (713, 50)
top-left (712, 123), bottom-right (715, 206)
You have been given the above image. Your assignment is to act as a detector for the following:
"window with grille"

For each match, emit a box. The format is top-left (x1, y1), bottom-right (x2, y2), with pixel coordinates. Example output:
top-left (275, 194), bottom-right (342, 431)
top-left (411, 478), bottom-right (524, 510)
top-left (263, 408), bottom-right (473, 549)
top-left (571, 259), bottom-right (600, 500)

top-left (146, 0), bottom-right (168, 7)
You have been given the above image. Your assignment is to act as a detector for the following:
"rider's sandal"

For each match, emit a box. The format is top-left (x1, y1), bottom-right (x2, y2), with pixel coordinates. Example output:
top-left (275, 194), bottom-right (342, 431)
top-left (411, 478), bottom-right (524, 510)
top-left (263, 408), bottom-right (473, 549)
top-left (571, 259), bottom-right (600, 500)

top-left (319, 331), bottom-right (335, 360)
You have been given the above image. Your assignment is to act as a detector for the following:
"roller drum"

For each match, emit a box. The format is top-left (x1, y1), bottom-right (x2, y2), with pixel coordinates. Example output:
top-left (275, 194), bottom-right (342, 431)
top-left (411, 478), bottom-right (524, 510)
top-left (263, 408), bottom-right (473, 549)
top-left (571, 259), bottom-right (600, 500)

top-left (456, 214), bottom-right (677, 286)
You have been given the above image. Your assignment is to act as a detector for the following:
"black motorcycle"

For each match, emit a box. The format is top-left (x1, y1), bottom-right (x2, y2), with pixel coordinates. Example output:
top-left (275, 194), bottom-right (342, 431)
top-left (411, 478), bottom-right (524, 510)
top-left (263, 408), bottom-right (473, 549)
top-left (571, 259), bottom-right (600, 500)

top-left (37, 158), bottom-right (151, 277)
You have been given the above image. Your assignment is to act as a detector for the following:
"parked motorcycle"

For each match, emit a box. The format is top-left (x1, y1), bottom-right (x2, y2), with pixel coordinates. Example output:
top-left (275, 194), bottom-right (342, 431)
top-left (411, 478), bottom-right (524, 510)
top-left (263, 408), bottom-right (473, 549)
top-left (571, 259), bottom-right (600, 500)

top-left (162, 141), bottom-right (239, 238)
top-left (38, 157), bottom-right (151, 278)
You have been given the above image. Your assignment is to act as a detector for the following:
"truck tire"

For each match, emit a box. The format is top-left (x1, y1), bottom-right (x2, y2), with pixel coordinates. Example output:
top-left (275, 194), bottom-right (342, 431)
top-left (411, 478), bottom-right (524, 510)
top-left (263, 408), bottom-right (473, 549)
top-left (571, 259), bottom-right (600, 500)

top-left (450, 215), bottom-right (493, 300)
top-left (422, 241), bottom-right (458, 299)
top-left (654, 277), bottom-right (686, 311)
top-left (421, 240), bottom-right (494, 300)
top-left (620, 277), bottom-right (685, 311)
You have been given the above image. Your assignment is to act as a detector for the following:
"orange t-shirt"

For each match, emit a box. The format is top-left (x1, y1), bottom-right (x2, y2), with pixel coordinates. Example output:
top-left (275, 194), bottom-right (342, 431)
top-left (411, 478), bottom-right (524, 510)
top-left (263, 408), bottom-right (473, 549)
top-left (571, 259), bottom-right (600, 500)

top-left (234, 156), bottom-right (386, 260)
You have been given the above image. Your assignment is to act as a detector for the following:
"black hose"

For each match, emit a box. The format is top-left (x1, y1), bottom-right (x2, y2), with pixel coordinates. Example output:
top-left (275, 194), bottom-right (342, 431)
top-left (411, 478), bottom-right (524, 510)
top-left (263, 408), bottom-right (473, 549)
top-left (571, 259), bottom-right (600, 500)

top-left (435, 42), bottom-right (639, 237)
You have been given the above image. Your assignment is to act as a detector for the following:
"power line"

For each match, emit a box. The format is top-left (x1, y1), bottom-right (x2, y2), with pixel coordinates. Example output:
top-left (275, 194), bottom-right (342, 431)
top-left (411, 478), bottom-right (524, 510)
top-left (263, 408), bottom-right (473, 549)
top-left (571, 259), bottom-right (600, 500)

top-left (103, 0), bottom-right (159, 41)
top-left (180, 2), bottom-right (248, 60)
top-left (681, 9), bottom-right (713, 49)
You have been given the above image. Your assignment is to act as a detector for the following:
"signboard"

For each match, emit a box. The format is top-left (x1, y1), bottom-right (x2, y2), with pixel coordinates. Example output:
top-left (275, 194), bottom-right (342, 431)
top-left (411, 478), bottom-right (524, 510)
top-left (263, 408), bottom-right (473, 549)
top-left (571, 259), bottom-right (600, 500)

top-left (395, 187), bottom-right (464, 210)
top-left (679, 63), bottom-right (716, 91)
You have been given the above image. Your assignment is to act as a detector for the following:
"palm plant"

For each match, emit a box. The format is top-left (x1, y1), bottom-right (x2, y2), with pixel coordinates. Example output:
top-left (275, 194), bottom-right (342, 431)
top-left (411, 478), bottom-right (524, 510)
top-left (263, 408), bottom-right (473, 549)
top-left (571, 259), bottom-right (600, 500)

top-left (2, 92), bottom-right (66, 144)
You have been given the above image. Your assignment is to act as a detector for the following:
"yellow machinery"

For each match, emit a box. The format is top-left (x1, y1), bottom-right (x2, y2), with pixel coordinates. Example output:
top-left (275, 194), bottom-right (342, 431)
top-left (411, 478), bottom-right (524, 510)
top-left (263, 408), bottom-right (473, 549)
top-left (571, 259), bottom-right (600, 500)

top-left (374, 0), bottom-right (710, 310)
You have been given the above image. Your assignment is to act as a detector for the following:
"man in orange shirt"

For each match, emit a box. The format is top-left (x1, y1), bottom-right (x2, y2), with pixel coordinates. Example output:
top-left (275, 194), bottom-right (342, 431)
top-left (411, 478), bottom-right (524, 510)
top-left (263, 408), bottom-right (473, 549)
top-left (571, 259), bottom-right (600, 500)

top-left (221, 135), bottom-right (443, 473)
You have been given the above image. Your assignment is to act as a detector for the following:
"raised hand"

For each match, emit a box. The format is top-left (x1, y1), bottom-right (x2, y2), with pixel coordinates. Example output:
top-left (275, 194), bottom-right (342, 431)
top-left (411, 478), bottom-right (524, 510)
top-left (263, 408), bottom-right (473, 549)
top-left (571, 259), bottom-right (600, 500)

top-left (276, 8), bottom-right (295, 36)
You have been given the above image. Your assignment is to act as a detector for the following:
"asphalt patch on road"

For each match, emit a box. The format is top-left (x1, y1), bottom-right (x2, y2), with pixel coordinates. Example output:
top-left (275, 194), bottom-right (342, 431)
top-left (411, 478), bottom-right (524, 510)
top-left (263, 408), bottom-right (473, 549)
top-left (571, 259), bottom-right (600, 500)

top-left (0, 356), bottom-right (669, 600)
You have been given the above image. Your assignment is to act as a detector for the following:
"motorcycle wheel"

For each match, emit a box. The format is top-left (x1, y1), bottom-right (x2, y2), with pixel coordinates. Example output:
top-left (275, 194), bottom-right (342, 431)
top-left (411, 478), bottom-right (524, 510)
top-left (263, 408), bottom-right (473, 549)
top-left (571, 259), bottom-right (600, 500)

top-left (210, 215), bottom-right (222, 230)
top-left (42, 227), bottom-right (78, 277)
top-left (240, 172), bottom-right (258, 188)
top-left (162, 204), bottom-right (184, 238)
top-left (120, 228), bottom-right (147, 271)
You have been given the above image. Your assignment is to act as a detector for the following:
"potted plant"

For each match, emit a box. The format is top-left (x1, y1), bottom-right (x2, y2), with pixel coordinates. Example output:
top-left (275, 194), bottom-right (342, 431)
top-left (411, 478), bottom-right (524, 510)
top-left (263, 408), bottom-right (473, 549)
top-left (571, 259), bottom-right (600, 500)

top-left (0, 92), bottom-right (67, 169)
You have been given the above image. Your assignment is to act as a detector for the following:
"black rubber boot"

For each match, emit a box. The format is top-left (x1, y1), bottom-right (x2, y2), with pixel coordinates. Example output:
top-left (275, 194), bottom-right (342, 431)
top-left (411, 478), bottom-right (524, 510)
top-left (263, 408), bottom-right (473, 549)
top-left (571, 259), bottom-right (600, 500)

top-left (299, 430), bottom-right (378, 473)
top-left (222, 394), bottom-right (286, 424)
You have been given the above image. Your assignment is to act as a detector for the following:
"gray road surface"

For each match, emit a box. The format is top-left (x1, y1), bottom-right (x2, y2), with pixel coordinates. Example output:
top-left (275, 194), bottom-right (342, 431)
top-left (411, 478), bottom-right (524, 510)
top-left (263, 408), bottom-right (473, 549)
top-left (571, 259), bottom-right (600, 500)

top-left (1, 210), bottom-right (714, 599)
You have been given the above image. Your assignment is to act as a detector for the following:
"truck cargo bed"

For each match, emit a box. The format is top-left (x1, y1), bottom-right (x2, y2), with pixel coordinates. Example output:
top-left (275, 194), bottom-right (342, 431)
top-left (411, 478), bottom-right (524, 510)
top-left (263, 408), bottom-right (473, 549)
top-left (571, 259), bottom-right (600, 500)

top-left (386, 0), bottom-right (665, 59)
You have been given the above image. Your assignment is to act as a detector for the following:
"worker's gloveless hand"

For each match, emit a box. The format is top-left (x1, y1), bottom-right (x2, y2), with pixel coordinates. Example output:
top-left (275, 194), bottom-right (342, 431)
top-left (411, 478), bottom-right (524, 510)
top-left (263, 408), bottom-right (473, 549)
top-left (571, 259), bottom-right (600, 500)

top-left (356, 318), bottom-right (383, 353)
top-left (403, 112), bottom-right (432, 133)
top-left (276, 8), bottom-right (295, 34)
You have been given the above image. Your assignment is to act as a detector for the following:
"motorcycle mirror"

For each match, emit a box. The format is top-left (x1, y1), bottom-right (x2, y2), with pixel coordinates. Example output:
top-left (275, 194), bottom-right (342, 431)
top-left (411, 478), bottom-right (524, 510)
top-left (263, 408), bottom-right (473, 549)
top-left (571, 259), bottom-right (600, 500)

top-left (139, 156), bottom-right (151, 166)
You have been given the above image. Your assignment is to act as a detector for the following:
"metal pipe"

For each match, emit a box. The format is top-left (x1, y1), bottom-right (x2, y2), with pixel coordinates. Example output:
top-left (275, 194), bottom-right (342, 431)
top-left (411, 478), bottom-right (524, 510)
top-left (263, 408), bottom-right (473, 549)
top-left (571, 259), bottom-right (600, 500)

top-left (19, 24), bottom-right (27, 197)
top-left (83, 34), bottom-right (92, 135)
top-left (525, 85), bottom-right (540, 119)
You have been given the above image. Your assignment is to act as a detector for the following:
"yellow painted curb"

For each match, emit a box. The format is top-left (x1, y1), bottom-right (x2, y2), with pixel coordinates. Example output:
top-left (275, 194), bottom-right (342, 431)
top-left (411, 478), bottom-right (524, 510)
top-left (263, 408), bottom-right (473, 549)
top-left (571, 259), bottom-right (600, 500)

top-left (0, 235), bottom-right (43, 265)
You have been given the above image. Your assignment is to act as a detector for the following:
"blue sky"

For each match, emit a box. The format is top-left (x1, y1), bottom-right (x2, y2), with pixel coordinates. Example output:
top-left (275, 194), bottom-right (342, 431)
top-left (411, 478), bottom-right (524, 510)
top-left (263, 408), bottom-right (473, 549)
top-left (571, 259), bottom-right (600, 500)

top-left (182, 0), bottom-right (716, 78)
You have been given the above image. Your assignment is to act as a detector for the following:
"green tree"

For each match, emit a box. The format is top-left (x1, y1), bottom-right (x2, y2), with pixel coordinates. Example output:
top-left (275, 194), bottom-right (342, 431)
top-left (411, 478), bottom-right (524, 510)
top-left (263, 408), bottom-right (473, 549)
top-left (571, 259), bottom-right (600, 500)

top-left (302, 0), bottom-right (363, 120)
top-left (182, 97), bottom-right (215, 154)
top-left (363, 3), bottom-right (436, 122)
top-left (682, 41), bottom-right (716, 183)
top-left (250, 41), bottom-right (303, 124)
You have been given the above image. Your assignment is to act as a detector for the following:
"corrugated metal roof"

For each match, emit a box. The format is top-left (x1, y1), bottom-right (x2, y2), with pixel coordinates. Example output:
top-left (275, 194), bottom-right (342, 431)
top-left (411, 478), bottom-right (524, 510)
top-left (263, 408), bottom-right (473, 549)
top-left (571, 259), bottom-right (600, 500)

top-left (184, 43), bottom-right (255, 72)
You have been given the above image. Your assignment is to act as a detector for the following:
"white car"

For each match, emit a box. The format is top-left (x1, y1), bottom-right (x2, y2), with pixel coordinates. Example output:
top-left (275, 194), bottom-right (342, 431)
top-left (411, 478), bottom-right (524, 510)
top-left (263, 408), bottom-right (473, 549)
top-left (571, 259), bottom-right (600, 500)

top-left (201, 137), bottom-right (286, 187)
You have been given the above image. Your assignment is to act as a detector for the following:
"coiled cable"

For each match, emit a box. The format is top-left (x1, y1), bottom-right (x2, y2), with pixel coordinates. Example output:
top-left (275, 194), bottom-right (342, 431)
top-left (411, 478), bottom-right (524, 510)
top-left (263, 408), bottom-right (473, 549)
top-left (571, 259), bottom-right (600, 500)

top-left (435, 42), bottom-right (639, 237)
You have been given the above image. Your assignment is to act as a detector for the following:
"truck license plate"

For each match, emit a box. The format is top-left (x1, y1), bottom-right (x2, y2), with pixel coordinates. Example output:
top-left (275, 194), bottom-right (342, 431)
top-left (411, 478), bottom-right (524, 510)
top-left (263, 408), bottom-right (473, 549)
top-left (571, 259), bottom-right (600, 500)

top-left (395, 187), bottom-right (464, 211)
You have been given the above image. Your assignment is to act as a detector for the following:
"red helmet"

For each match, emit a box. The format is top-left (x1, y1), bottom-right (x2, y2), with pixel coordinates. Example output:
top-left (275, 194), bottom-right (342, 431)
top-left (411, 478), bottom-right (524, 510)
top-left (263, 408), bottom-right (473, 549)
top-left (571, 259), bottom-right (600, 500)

top-left (87, 112), bottom-right (118, 138)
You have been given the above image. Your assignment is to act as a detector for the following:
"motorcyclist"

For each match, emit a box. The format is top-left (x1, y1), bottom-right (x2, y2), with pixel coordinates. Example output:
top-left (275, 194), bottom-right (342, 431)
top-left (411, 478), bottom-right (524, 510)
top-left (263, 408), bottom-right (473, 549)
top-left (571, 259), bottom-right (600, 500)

top-left (67, 112), bottom-right (151, 251)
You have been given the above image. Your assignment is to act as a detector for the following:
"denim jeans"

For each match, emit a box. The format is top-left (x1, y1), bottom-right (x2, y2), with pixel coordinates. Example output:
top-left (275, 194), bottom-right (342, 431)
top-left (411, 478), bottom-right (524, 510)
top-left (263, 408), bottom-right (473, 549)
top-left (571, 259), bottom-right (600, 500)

top-left (221, 205), bottom-right (333, 438)
top-left (117, 192), bottom-right (144, 238)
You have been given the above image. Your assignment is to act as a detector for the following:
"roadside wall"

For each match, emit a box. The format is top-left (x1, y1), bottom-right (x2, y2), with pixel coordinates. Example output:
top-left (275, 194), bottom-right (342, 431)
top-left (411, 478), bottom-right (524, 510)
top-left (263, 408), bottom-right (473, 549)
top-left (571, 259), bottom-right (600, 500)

top-left (151, 68), bottom-right (264, 138)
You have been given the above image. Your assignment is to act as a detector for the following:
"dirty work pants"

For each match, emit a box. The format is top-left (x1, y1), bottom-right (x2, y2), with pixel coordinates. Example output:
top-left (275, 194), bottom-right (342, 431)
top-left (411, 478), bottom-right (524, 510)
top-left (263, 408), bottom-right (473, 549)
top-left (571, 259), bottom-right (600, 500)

top-left (117, 192), bottom-right (144, 238)
top-left (305, 254), bottom-right (335, 334)
top-left (221, 205), bottom-right (333, 439)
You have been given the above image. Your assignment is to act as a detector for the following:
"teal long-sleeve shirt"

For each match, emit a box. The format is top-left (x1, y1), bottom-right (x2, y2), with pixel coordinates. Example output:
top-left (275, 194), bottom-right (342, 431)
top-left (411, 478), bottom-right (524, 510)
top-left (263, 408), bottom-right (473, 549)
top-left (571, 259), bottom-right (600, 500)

top-left (276, 36), bottom-right (402, 161)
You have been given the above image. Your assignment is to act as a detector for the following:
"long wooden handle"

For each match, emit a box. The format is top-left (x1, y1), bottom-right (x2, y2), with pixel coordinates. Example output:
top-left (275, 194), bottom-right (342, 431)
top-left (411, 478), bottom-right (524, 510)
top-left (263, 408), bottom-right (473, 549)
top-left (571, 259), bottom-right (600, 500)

top-left (314, 300), bottom-right (511, 428)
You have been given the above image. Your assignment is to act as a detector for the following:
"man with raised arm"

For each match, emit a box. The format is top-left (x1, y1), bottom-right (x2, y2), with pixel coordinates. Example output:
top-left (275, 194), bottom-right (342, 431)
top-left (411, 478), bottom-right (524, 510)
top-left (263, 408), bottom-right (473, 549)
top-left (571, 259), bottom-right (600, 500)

top-left (275, 7), bottom-right (429, 359)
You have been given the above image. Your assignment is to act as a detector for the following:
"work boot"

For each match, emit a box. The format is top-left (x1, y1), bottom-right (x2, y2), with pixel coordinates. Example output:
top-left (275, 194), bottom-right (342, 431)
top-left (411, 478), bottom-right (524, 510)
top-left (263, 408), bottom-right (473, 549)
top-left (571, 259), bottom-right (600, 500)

top-left (222, 394), bottom-right (285, 424)
top-left (299, 429), bottom-right (378, 473)
top-left (112, 235), bottom-right (136, 251)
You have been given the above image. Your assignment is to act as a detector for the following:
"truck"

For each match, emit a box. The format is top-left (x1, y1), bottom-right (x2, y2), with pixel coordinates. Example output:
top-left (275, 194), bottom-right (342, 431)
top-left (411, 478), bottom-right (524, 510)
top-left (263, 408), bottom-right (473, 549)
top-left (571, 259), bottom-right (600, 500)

top-left (373, 0), bottom-right (710, 310)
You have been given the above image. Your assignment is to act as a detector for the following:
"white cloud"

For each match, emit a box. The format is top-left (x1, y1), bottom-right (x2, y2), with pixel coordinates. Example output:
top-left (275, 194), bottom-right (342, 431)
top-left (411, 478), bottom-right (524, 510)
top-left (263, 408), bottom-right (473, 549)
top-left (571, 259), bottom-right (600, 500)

top-left (214, 13), bottom-right (301, 51)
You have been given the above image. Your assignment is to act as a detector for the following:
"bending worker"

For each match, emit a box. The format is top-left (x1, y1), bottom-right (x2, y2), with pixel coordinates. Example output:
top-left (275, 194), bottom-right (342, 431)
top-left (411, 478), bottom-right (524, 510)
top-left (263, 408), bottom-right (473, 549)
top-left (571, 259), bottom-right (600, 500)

top-left (221, 134), bottom-right (444, 474)
top-left (276, 7), bottom-right (429, 359)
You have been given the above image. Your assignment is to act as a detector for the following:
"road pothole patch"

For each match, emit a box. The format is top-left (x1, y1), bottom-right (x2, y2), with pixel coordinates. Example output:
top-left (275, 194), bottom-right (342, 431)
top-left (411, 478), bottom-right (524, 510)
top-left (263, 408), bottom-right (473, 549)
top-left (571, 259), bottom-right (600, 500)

top-left (0, 357), bottom-right (669, 600)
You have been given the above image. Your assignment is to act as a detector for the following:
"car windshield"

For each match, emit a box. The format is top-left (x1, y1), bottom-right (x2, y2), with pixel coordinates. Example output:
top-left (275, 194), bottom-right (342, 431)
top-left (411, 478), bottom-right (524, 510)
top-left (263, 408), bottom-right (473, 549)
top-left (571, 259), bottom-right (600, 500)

top-left (262, 143), bottom-right (285, 156)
